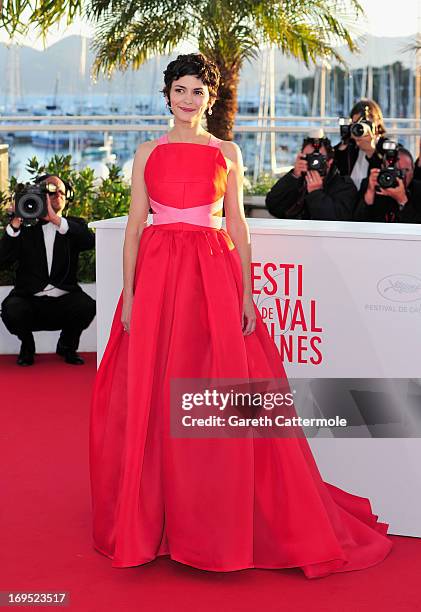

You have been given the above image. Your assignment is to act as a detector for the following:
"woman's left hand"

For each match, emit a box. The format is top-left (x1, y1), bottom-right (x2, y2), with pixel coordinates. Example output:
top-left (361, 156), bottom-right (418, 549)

top-left (242, 294), bottom-right (256, 335)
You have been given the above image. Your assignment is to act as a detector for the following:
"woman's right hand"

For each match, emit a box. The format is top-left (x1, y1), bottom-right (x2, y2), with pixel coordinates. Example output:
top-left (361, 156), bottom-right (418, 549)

top-left (121, 292), bottom-right (133, 333)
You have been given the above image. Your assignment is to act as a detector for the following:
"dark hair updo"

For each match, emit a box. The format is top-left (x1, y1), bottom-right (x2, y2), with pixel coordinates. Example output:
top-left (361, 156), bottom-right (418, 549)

top-left (162, 53), bottom-right (220, 110)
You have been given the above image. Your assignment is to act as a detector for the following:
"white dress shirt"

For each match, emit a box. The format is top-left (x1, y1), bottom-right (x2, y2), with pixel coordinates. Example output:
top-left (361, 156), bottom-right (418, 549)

top-left (350, 148), bottom-right (370, 191)
top-left (6, 217), bottom-right (70, 297)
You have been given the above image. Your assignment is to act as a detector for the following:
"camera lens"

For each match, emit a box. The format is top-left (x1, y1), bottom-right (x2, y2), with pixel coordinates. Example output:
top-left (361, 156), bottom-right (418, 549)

top-left (378, 170), bottom-right (395, 189)
top-left (304, 153), bottom-right (327, 176)
top-left (17, 193), bottom-right (45, 219)
top-left (350, 123), bottom-right (364, 137)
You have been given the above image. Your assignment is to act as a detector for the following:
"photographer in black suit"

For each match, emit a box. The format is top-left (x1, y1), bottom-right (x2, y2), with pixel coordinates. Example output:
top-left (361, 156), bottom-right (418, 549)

top-left (354, 146), bottom-right (421, 223)
top-left (0, 174), bottom-right (96, 366)
top-left (266, 131), bottom-right (357, 220)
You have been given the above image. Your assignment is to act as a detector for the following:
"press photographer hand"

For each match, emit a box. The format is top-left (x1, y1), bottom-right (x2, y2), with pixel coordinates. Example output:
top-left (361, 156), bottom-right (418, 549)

top-left (305, 170), bottom-right (323, 193)
top-left (365, 169), bottom-right (407, 207)
top-left (8, 202), bottom-right (23, 229)
top-left (376, 177), bottom-right (407, 205)
top-left (364, 168), bottom-right (380, 205)
top-left (292, 153), bottom-right (308, 178)
top-left (40, 194), bottom-right (62, 226)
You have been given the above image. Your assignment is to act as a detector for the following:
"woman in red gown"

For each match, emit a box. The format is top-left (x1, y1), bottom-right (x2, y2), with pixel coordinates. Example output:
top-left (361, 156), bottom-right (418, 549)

top-left (89, 53), bottom-right (392, 578)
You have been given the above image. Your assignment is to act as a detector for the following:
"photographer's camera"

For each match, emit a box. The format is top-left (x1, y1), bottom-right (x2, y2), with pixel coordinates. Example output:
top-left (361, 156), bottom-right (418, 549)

top-left (377, 141), bottom-right (403, 190)
top-left (339, 105), bottom-right (373, 143)
top-left (302, 151), bottom-right (328, 176)
top-left (301, 135), bottom-right (328, 176)
top-left (13, 182), bottom-right (64, 221)
top-left (15, 184), bottom-right (48, 220)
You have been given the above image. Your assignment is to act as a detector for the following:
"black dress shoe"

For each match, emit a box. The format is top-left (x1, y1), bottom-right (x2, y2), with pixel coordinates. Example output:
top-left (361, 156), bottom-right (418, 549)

top-left (63, 349), bottom-right (84, 365)
top-left (56, 340), bottom-right (84, 365)
top-left (17, 345), bottom-right (35, 366)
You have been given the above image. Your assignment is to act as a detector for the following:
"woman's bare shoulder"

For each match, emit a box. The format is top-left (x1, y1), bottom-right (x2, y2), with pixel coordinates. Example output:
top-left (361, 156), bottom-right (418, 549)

top-left (219, 140), bottom-right (243, 173)
top-left (219, 140), bottom-right (242, 162)
top-left (134, 138), bottom-right (163, 164)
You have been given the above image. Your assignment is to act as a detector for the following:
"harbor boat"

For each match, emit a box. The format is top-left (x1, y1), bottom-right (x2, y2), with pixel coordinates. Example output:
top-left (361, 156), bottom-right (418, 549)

top-left (81, 145), bottom-right (116, 160)
top-left (32, 129), bottom-right (70, 148)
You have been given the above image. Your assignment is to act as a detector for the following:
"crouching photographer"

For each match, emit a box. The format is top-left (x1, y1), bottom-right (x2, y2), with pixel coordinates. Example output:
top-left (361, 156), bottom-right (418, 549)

top-left (354, 142), bottom-right (421, 223)
top-left (0, 174), bottom-right (96, 366)
top-left (266, 131), bottom-right (357, 220)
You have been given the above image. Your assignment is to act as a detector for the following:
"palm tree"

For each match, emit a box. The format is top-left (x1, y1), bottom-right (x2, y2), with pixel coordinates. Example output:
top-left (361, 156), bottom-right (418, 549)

top-left (88, 0), bottom-right (363, 139)
top-left (2, 0), bottom-right (364, 140)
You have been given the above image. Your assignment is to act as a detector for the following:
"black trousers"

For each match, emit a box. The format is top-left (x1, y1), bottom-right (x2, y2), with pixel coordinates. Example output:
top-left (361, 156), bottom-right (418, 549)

top-left (0, 290), bottom-right (96, 352)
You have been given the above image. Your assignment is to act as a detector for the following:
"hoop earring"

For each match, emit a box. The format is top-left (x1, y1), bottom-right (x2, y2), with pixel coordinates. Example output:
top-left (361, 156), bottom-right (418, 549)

top-left (208, 107), bottom-right (213, 116)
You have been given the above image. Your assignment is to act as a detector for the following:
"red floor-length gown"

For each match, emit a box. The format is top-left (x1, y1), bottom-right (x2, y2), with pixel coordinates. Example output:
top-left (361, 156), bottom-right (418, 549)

top-left (89, 133), bottom-right (392, 578)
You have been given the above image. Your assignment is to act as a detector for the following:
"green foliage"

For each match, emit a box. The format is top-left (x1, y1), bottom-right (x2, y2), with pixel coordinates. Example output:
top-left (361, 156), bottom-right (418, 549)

top-left (22, 155), bottom-right (131, 221)
top-left (0, 155), bottom-right (131, 286)
top-left (244, 174), bottom-right (277, 196)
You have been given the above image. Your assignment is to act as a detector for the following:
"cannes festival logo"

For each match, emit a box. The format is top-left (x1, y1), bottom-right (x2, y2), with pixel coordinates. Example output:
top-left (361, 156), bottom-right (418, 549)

top-left (377, 274), bottom-right (421, 303)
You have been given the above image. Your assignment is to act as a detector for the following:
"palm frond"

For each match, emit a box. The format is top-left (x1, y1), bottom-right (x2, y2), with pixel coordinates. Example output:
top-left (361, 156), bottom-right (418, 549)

top-left (91, 12), bottom-right (191, 76)
top-left (253, 0), bottom-right (364, 66)
top-left (0, 0), bottom-right (83, 36)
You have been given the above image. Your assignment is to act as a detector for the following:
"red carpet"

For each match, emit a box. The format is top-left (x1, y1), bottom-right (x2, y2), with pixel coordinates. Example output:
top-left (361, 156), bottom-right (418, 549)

top-left (1, 352), bottom-right (420, 612)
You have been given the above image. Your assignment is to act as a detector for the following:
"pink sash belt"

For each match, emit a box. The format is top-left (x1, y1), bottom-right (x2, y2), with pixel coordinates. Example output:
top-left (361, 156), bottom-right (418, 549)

top-left (150, 197), bottom-right (223, 230)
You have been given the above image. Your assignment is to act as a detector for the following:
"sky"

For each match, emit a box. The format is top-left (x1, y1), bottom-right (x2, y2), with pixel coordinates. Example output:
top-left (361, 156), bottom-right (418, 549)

top-left (0, 0), bottom-right (419, 49)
